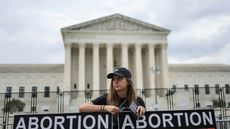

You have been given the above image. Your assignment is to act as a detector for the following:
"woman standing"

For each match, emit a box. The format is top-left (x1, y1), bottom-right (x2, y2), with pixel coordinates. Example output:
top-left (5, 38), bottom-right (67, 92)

top-left (79, 67), bottom-right (146, 128)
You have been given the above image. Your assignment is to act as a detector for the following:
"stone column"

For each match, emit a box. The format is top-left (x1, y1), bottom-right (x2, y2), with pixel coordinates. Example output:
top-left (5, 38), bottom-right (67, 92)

top-left (93, 43), bottom-right (100, 90)
top-left (63, 44), bottom-right (71, 112)
top-left (106, 43), bottom-right (113, 89)
top-left (134, 44), bottom-right (143, 90)
top-left (64, 44), bottom-right (72, 91)
top-left (148, 44), bottom-right (156, 89)
top-left (121, 43), bottom-right (129, 68)
top-left (159, 44), bottom-right (168, 89)
top-left (78, 44), bottom-right (85, 91)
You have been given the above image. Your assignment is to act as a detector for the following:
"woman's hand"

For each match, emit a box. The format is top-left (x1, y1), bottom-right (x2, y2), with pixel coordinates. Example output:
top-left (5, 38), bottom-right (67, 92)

top-left (136, 106), bottom-right (146, 117)
top-left (104, 105), bottom-right (120, 115)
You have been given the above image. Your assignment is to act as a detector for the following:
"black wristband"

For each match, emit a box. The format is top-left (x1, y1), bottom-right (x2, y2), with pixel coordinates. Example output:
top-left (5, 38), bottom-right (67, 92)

top-left (102, 105), bottom-right (105, 111)
top-left (100, 105), bottom-right (103, 111)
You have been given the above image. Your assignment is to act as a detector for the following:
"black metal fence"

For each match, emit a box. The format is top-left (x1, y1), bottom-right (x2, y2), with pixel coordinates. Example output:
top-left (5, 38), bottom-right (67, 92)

top-left (0, 87), bottom-right (230, 129)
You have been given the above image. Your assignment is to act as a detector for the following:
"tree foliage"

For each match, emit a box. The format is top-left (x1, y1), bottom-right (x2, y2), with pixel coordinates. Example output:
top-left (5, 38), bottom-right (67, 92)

top-left (212, 99), bottom-right (225, 108)
top-left (3, 99), bottom-right (26, 113)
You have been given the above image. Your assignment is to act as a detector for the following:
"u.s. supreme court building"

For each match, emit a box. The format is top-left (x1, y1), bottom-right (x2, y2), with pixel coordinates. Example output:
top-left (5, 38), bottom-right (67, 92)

top-left (0, 14), bottom-right (230, 114)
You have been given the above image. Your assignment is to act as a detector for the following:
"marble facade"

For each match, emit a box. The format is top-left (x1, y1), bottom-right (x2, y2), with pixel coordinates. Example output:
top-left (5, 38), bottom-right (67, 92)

top-left (61, 14), bottom-right (170, 93)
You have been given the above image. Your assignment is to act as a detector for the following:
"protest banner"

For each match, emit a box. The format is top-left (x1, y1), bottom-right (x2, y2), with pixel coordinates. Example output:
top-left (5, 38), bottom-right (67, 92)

top-left (14, 109), bottom-right (216, 129)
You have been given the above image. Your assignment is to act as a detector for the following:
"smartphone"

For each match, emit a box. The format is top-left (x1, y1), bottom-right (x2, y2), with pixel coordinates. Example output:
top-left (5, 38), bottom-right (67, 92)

top-left (129, 101), bottom-right (139, 119)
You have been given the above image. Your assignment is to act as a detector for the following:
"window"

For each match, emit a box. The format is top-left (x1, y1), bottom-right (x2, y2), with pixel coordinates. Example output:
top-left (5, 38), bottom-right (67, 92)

top-left (6, 87), bottom-right (12, 98)
top-left (215, 84), bottom-right (220, 94)
top-left (44, 86), bottom-right (50, 97)
top-left (19, 87), bottom-right (25, 98)
top-left (113, 60), bottom-right (117, 67)
top-left (86, 83), bottom-right (90, 89)
top-left (205, 84), bottom-right (210, 95)
top-left (74, 83), bottom-right (77, 89)
top-left (225, 84), bottom-right (230, 94)
top-left (32, 86), bottom-right (37, 97)
top-left (194, 85), bottom-right (199, 95)
top-left (172, 85), bottom-right (176, 89)
top-left (184, 84), bottom-right (189, 91)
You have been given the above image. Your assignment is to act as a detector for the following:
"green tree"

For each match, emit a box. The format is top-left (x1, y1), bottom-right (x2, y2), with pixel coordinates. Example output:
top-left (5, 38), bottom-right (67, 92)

top-left (212, 99), bottom-right (225, 108)
top-left (3, 99), bottom-right (26, 113)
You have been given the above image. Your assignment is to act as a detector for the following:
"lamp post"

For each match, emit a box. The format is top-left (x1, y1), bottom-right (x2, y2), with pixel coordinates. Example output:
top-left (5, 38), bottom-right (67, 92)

top-left (150, 67), bottom-right (160, 104)
top-left (57, 86), bottom-right (61, 113)
top-left (3, 92), bottom-right (11, 129)
top-left (31, 90), bottom-right (37, 114)
top-left (219, 87), bottom-right (226, 118)
top-left (150, 67), bottom-right (160, 111)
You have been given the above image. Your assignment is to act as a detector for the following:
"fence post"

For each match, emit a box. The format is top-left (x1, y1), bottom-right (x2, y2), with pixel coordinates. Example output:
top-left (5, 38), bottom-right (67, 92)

top-left (2, 92), bottom-right (10, 129)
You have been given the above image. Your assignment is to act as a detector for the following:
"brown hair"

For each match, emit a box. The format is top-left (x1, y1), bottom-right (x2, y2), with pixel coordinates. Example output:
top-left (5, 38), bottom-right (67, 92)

top-left (107, 78), bottom-right (136, 106)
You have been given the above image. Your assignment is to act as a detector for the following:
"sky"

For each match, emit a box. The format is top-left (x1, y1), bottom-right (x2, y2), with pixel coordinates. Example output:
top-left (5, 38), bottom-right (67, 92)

top-left (0, 0), bottom-right (230, 64)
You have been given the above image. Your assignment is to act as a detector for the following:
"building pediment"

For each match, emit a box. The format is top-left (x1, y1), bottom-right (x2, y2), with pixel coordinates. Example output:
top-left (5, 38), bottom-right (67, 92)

top-left (62, 14), bottom-right (170, 32)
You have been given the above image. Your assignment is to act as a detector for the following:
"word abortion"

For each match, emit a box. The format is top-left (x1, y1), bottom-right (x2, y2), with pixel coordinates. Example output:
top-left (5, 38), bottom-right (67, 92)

top-left (119, 110), bottom-right (216, 129)
top-left (14, 112), bottom-right (112, 129)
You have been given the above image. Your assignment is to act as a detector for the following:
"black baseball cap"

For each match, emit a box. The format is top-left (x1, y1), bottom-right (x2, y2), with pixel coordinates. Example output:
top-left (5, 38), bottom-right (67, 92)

top-left (107, 67), bottom-right (132, 79)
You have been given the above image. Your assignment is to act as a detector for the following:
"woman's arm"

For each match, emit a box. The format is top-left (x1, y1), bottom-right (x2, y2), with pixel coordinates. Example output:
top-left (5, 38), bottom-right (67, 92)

top-left (79, 102), bottom-right (120, 115)
top-left (79, 102), bottom-right (102, 112)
